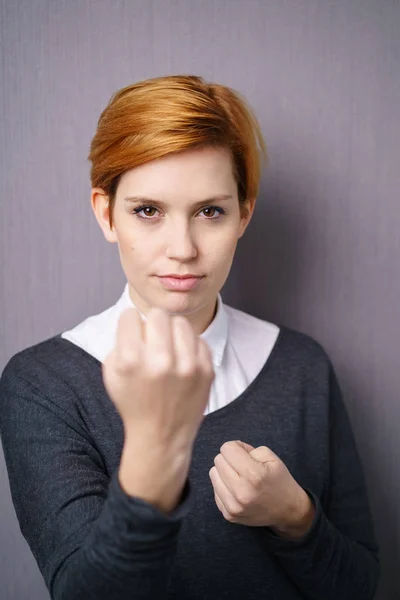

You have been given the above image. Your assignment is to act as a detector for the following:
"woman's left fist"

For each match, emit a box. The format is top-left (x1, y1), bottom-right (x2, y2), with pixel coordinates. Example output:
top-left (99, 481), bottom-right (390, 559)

top-left (209, 440), bottom-right (315, 538)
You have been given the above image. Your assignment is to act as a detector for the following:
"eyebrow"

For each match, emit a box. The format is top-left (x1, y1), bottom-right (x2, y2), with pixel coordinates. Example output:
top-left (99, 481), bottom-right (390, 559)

top-left (123, 194), bottom-right (233, 208)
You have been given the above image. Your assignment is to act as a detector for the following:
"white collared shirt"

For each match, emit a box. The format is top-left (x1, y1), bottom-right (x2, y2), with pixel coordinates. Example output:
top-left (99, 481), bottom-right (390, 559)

top-left (61, 283), bottom-right (280, 416)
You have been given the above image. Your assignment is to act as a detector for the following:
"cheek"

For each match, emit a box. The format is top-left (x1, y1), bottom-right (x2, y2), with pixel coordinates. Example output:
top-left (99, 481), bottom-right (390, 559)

top-left (209, 232), bottom-right (238, 262)
top-left (117, 224), bottom-right (150, 253)
top-left (115, 228), bottom-right (144, 266)
top-left (117, 219), bottom-right (239, 262)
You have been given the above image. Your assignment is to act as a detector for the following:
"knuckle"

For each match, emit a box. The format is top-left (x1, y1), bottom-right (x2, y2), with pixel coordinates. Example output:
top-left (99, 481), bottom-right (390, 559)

top-left (176, 355), bottom-right (200, 377)
top-left (177, 362), bottom-right (197, 378)
top-left (226, 499), bottom-right (242, 516)
top-left (236, 482), bottom-right (253, 505)
top-left (220, 441), bottom-right (230, 453)
top-left (115, 353), bottom-right (138, 373)
top-left (247, 469), bottom-right (263, 488)
top-left (146, 353), bottom-right (173, 377)
top-left (222, 507), bottom-right (233, 521)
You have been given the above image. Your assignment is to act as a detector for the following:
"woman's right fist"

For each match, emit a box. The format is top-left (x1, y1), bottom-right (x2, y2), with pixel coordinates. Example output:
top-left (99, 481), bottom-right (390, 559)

top-left (102, 306), bottom-right (216, 450)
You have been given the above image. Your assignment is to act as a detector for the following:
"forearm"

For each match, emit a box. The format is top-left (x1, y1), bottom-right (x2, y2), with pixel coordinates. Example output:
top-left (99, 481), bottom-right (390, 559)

top-left (0, 369), bottom-right (194, 600)
top-left (51, 471), bottom-right (191, 600)
top-left (52, 437), bottom-right (193, 599)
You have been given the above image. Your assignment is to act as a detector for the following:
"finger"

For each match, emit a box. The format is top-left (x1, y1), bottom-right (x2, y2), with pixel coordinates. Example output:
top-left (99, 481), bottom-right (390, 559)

top-left (197, 338), bottom-right (215, 380)
top-left (213, 453), bottom-right (240, 492)
top-left (249, 446), bottom-right (280, 464)
top-left (214, 491), bottom-right (231, 520)
top-left (144, 307), bottom-right (174, 365)
top-left (114, 307), bottom-right (144, 366)
top-left (220, 441), bottom-right (264, 478)
top-left (236, 441), bottom-right (255, 453)
top-left (209, 466), bottom-right (240, 514)
top-left (171, 316), bottom-right (197, 373)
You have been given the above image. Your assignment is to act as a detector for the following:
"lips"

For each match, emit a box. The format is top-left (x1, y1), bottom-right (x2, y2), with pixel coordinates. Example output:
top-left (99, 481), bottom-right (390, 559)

top-left (160, 275), bottom-right (202, 279)
top-left (157, 275), bottom-right (204, 291)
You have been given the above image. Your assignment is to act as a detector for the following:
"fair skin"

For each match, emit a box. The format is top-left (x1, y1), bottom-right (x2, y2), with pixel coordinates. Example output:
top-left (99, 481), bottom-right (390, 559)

top-left (91, 146), bottom-right (251, 336)
top-left (92, 145), bottom-right (315, 538)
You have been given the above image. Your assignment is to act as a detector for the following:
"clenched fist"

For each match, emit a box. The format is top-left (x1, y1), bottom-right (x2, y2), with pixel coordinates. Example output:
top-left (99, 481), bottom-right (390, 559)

top-left (102, 306), bottom-right (215, 451)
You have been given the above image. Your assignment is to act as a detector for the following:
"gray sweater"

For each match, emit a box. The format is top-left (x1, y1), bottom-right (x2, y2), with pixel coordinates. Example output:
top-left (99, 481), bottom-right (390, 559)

top-left (0, 326), bottom-right (379, 600)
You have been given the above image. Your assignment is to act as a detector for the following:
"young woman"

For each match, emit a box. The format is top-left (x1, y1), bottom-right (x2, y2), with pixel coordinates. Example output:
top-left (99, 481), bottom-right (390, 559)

top-left (0, 75), bottom-right (379, 600)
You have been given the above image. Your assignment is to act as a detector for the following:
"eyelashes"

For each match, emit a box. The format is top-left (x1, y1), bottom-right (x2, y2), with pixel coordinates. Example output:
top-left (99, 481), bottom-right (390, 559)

top-left (132, 204), bottom-right (226, 222)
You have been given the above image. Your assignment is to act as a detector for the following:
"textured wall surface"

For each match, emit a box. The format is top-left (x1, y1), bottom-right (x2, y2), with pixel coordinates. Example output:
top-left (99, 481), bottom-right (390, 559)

top-left (1, 1), bottom-right (399, 598)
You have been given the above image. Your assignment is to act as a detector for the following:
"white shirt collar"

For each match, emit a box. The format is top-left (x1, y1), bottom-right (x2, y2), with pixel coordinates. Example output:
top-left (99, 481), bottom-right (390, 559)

top-left (116, 283), bottom-right (229, 368)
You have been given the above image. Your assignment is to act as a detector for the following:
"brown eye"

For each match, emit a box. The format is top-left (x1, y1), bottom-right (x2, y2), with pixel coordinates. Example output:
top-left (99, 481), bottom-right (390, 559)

top-left (133, 205), bottom-right (159, 219)
top-left (203, 207), bottom-right (216, 217)
top-left (200, 206), bottom-right (225, 220)
top-left (143, 207), bottom-right (156, 217)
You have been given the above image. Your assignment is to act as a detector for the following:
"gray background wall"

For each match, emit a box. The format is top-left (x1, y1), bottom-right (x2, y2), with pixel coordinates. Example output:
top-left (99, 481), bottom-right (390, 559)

top-left (0, 0), bottom-right (399, 598)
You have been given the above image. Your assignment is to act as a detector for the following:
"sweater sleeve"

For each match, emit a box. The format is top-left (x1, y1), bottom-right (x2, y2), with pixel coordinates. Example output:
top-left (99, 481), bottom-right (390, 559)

top-left (256, 362), bottom-right (380, 600)
top-left (0, 361), bottom-right (192, 600)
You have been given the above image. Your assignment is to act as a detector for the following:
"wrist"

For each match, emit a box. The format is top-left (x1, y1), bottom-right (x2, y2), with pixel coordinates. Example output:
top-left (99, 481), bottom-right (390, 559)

top-left (270, 489), bottom-right (316, 540)
top-left (122, 421), bottom-right (195, 455)
top-left (118, 438), bottom-right (192, 514)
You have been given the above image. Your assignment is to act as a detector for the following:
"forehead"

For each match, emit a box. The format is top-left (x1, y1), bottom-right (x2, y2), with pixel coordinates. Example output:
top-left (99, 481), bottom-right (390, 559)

top-left (117, 146), bottom-right (237, 200)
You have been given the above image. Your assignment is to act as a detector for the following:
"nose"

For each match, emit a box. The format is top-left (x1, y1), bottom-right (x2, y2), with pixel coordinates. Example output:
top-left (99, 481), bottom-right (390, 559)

top-left (165, 220), bottom-right (198, 261)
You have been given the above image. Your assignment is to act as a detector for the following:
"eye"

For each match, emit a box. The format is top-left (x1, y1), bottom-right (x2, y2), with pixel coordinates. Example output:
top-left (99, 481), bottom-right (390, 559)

top-left (132, 204), bottom-right (159, 220)
top-left (200, 206), bottom-right (225, 219)
top-left (131, 204), bottom-right (226, 221)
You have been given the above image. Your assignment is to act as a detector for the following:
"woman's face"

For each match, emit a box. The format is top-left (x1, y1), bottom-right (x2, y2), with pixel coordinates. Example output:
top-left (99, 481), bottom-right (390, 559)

top-left (92, 146), bottom-right (255, 334)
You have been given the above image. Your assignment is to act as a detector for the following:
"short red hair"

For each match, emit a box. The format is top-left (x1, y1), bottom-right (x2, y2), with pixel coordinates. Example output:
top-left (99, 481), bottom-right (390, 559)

top-left (88, 74), bottom-right (268, 227)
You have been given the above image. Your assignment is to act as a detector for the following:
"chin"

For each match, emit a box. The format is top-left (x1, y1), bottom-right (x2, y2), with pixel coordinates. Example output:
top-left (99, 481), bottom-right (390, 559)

top-left (158, 292), bottom-right (202, 315)
top-left (155, 284), bottom-right (217, 315)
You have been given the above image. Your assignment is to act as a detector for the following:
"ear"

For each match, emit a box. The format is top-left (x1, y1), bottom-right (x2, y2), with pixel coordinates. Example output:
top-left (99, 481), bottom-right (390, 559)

top-left (238, 197), bottom-right (256, 239)
top-left (91, 188), bottom-right (118, 243)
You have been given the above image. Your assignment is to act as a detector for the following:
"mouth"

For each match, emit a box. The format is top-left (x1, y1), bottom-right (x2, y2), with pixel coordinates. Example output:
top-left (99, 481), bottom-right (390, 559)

top-left (156, 275), bottom-right (204, 291)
